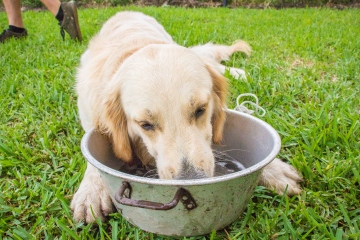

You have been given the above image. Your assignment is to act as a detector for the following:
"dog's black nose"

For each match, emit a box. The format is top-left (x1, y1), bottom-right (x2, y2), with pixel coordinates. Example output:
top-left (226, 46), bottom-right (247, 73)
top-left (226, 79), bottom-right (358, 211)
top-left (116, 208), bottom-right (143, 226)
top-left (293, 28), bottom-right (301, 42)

top-left (176, 160), bottom-right (207, 180)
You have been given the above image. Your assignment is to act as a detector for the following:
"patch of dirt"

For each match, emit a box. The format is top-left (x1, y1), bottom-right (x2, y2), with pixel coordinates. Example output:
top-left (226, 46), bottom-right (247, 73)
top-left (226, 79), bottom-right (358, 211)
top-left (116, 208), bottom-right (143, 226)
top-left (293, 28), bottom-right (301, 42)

top-left (290, 58), bottom-right (314, 69)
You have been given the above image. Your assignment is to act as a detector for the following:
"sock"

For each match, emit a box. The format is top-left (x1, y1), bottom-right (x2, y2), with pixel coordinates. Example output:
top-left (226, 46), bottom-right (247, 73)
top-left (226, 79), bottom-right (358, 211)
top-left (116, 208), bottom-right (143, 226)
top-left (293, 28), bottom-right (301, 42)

top-left (55, 6), bottom-right (64, 23)
top-left (8, 25), bottom-right (26, 33)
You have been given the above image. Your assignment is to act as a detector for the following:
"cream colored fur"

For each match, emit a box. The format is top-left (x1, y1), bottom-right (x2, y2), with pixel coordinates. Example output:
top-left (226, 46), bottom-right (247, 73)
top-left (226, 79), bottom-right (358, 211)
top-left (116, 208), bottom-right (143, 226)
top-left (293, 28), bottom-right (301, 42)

top-left (71, 11), bottom-right (302, 223)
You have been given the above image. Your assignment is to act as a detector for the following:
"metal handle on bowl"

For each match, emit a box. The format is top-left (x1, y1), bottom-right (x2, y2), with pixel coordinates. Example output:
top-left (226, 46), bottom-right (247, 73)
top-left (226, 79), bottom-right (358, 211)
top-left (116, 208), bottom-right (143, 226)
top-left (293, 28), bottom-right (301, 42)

top-left (115, 181), bottom-right (197, 211)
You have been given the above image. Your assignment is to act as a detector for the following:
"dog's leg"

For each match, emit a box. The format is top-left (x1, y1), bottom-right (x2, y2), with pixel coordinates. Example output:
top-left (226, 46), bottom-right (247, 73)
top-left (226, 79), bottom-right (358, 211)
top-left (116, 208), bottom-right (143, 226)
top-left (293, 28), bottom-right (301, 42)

top-left (70, 163), bottom-right (114, 223)
top-left (72, 96), bottom-right (114, 222)
top-left (259, 158), bottom-right (303, 196)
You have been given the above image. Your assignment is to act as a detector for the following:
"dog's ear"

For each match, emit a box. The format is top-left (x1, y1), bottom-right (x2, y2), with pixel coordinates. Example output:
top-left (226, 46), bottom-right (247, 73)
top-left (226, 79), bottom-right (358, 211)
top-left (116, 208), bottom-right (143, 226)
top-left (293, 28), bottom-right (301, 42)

top-left (96, 90), bottom-right (133, 163)
top-left (206, 65), bottom-right (228, 144)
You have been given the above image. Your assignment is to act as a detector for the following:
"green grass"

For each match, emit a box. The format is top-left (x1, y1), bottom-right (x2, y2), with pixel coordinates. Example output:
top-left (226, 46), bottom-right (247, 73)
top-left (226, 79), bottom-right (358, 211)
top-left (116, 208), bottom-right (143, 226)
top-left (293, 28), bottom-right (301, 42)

top-left (1, 6), bottom-right (359, 240)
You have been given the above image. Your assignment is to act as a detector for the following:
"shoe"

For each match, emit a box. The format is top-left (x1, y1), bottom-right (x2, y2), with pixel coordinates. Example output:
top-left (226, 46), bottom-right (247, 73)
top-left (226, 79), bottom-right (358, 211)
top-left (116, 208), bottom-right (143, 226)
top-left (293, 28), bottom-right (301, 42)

top-left (60, 1), bottom-right (82, 42)
top-left (0, 29), bottom-right (28, 43)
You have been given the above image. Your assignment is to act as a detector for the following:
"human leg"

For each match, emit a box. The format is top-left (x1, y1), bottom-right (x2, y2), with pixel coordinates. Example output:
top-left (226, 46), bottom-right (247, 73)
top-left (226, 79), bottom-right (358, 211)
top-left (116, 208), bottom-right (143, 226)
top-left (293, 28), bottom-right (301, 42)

top-left (1, 0), bottom-right (82, 43)
top-left (2, 0), bottom-right (24, 28)
top-left (0, 0), bottom-right (28, 43)
top-left (41, 0), bottom-right (82, 42)
top-left (40, 0), bottom-right (61, 16)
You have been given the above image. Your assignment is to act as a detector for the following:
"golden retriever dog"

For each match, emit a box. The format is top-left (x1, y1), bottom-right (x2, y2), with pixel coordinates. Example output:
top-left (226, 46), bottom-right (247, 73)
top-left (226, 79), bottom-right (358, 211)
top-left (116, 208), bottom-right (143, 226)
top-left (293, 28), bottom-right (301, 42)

top-left (71, 11), bottom-right (302, 223)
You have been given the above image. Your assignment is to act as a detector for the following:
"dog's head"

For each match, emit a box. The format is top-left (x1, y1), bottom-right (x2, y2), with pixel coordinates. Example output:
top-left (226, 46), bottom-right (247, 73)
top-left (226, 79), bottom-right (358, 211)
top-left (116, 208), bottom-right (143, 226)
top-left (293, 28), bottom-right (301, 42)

top-left (96, 44), bottom-right (227, 179)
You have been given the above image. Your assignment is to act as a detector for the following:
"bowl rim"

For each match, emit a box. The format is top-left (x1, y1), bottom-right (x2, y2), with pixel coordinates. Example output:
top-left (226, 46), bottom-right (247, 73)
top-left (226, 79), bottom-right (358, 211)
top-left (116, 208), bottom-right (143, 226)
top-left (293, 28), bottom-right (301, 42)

top-left (81, 109), bottom-right (281, 186)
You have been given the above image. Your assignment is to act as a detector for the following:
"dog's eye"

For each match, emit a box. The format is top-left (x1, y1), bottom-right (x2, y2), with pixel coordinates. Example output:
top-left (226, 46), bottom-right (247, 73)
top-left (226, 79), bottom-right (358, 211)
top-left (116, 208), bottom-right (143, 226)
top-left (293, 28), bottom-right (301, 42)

top-left (195, 107), bottom-right (205, 119)
top-left (141, 122), bottom-right (154, 131)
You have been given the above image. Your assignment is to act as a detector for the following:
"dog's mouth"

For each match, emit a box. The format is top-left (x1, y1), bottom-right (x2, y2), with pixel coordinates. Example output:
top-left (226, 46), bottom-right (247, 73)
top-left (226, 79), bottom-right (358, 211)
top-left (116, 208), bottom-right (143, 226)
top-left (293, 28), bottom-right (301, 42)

top-left (118, 151), bottom-right (245, 180)
top-left (117, 162), bottom-right (207, 180)
top-left (175, 161), bottom-right (208, 180)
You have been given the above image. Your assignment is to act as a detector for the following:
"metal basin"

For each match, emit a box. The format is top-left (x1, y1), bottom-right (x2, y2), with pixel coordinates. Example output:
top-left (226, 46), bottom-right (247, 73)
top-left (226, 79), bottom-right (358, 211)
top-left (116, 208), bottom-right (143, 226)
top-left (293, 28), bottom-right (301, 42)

top-left (81, 109), bottom-right (281, 236)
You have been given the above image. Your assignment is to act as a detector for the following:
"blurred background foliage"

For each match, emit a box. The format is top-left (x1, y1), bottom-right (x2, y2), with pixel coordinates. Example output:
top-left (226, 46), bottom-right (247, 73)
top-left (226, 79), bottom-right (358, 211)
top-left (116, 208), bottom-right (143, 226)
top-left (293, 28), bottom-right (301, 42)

top-left (6, 0), bottom-right (360, 8)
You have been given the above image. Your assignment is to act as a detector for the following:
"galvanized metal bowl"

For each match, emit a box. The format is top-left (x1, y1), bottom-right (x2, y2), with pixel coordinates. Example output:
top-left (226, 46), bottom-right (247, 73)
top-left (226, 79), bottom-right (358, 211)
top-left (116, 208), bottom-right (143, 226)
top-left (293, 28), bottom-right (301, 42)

top-left (81, 109), bottom-right (281, 237)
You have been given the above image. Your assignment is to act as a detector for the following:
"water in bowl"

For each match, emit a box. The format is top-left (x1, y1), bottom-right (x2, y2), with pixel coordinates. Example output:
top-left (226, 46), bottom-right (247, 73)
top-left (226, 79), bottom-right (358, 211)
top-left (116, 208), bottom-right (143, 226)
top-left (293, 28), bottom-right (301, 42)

top-left (213, 151), bottom-right (246, 176)
top-left (119, 150), bottom-right (245, 179)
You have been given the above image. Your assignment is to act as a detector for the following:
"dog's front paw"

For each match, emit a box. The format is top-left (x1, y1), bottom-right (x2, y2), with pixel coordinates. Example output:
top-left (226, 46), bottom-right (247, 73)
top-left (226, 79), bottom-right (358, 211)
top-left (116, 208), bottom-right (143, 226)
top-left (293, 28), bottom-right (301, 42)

top-left (259, 158), bottom-right (303, 196)
top-left (70, 165), bottom-right (114, 223)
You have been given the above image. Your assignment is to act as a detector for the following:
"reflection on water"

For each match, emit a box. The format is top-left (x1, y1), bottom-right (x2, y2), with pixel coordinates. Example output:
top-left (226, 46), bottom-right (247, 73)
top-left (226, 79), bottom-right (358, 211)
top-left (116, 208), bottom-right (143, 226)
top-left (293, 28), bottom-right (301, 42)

top-left (213, 151), bottom-right (245, 176)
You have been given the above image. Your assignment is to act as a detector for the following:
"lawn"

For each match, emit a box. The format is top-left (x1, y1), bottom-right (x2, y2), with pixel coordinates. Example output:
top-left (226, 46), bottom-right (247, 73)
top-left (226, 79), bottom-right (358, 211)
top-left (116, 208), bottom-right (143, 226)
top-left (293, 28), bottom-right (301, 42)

top-left (1, 5), bottom-right (359, 240)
